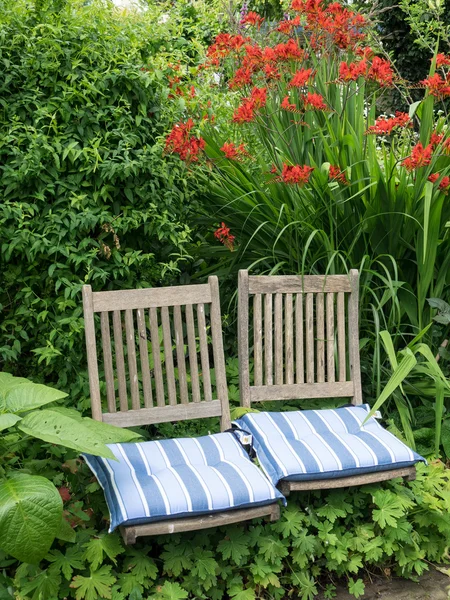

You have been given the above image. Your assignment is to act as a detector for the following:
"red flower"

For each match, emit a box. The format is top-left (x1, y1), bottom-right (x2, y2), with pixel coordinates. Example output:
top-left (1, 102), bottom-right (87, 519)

top-left (289, 68), bottom-right (314, 88)
top-left (436, 53), bottom-right (450, 67)
top-left (214, 222), bottom-right (235, 251)
top-left (402, 142), bottom-right (433, 171)
top-left (428, 173), bottom-right (450, 191)
top-left (207, 33), bottom-right (248, 61)
top-left (365, 112), bottom-right (411, 135)
top-left (303, 92), bottom-right (327, 110)
top-left (367, 56), bottom-right (394, 87)
top-left (263, 64), bottom-right (281, 80)
top-left (329, 165), bottom-right (348, 184)
top-left (420, 74), bottom-right (450, 98)
top-left (241, 11), bottom-right (264, 28)
top-left (281, 96), bottom-right (297, 111)
top-left (220, 142), bottom-right (248, 160)
top-left (430, 132), bottom-right (444, 147)
top-left (165, 119), bottom-right (206, 162)
top-left (273, 39), bottom-right (305, 61)
top-left (339, 60), bottom-right (367, 81)
top-left (281, 164), bottom-right (314, 185)
top-left (233, 98), bottom-right (256, 123)
top-left (277, 16), bottom-right (301, 34)
top-left (251, 86), bottom-right (267, 108)
top-left (229, 67), bottom-right (253, 89)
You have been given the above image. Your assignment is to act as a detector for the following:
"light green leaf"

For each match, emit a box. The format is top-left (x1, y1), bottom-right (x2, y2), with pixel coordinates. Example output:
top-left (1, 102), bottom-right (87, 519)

top-left (348, 578), bottom-right (365, 598)
top-left (47, 547), bottom-right (85, 580)
top-left (0, 413), bottom-right (21, 431)
top-left (152, 581), bottom-right (188, 600)
top-left (372, 490), bottom-right (405, 528)
top-left (0, 474), bottom-right (62, 563)
top-left (70, 565), bottom-right (116, 600)
top-left (83, 534), bottom-right (124, 570)
top-left (19, 567), bottom-right (61, 599)
top-left (1, 381), bottom-right (67, 414)
top-left (55, 515), bottom-right (76, 543)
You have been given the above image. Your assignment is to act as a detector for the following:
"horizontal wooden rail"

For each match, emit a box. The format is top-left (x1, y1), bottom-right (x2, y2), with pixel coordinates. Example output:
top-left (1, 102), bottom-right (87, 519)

top-left (249, 382), bottom-right (354, 402)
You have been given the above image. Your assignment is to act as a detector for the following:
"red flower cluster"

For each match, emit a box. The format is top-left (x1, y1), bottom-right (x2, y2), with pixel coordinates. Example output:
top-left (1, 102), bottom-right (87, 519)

top-left (241, 11), bottom-right (265, 28)
top-left (229, 66), bottom-right (253, 89)
top-left (329, 165), bottom-right (348, 184)
top-left (207, 33), bottom-right (248, 63)
top-left (428, 173), bottom-right (450, 191)
top-left (289, 68), bottom-right (314, 87)
top-left (365, 112), bottom-right (411, 135)
top-left (436, 53), bottom-right (450, 67)
top-left (220, 142), bottom-right (248, 160)
top-left (420, 74), bottom-right (450, 99)
top-left (339, 56), bottom-right (395, 86)
top-left (165, 119), bottom-right (205, 162)
top-left (277, 16), bottom-right (301, 34)
top-left (281, 95), bottom-right (297, 111)
top-left (214, 222), bottom-right (235, 251)
top-left (273, 39), bottom-right (306, 61)
top-left (339, 59), bottom-right (367, 81)
top-left (281, 164), bottom-right (314, 185)
top-left (232, 87), bottom-right (267, 123)
top-left (304, 92), bottom-right (327, 110)
top-left (402, 142), bottom-right (433, 171)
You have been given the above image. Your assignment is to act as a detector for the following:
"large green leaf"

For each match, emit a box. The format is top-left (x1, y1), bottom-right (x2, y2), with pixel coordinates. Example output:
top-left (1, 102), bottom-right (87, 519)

top-left (0, 413), bottom-right (21, 432)
top-left (1, 381), bottom-right (67, 414)
top-left (0, 474), bottom-right (62, 563)
top-left (17, 409), bottom-right (116, 459)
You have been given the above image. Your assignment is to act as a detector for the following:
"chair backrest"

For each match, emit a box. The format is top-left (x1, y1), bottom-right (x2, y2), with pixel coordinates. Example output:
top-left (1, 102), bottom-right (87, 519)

top-left (238, 270), bottom-right (362, 407)
top-left (82, 276), bottom-right (231, 431)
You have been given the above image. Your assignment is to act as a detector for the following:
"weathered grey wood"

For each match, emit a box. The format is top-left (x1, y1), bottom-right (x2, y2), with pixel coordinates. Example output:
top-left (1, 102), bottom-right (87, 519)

top-left (92, 284), bottom-right (211, 312)
top-left (316, 293), bottom-right (325, 383)
top-left (250, 381), bottom-right (354, 401)
top-left (149, 307), bottom-right (165, 408)
top-left (136, 308), bottom-right (153, 408)
top-left (279, 466), bottom-right (416, 495)
top-left (103, 400), bottom-right (222, 427)
top-left (249, 275), bottom-right (351, 294)
top-left (305, 293), bottom-right (314, 383)
top-left (174, 305), bottom-right (188, 405)
top-left (349, 269), bottom-right (363, 404)
top-left (120, 503), bottom-right (281, 543)
top-left (113, 310), bottom-right (128, 412)
top-left (264, 293), bottom-right (273, 385)
top-left (326, 293), bottom-right (335, 383)
top-left (185, 304), bottom-right (201, 403)
top-left (209, 276), bottom-right (231, 431)
top-left (100, 311), bottom-right (116, 413)
top-left (125, 309), bottom-right (140, 410)
top-left (197, 303), bottom-right (212, 403)
top-left (238, 270), bottom-right (251, 408)
top-left (285, 293), bottom-right (294, 385)
top-left (295, 293), bottom-right (304, 383)
top-left (161, 306), bottom-right (177, 406)
top-left (274, 293), bottom-right (283, 385)
top-left (254, 294), bottom-right (263, 387)
top-left (82, 286), bottom-right (102, 421)
top-left (337, 292), bottom-right (346, 382)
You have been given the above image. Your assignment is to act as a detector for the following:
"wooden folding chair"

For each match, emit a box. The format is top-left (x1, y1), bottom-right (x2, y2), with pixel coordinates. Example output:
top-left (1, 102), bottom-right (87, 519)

top-left (237, 270), bottom-right (418, 496)
top-left (82, 276), bottom-right (281, 543)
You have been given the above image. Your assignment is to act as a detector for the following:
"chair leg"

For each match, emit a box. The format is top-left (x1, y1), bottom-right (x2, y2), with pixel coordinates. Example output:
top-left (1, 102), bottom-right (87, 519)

top-left (403, 467), bottom-right (416, 482)
top-left (279, 481), bottom-right (291, 497)
top-left (266, 503), bottom-right (281, 522)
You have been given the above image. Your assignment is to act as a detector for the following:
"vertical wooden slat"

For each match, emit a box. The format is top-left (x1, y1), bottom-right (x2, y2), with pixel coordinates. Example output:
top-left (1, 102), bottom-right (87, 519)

top-left (174, 305), bottom-right (188, 404)
top-left (149, 307), bottom-right (165, 407)
top-left (326, 293), bottom-right (335, 383)
top-left (254, 293), bottom-right (263, 387)
top-left (209, 276), bottom-right (231, 431)
top-left (238, 270), bottom-right (250, 407)
top-left (197, 303), bottom-right (212, 402)
top-left (185, 304), bottom-right (201, 403)
top-left (337, 291), bottom-right (346, 382)
top-left (125, 309), bottom-right (140, 410)
top-left (136, 308), bottom-right (153, 408)
top-left (161, 306), bottom-right (177, 405)
top-left (264, 293), bottom-right (273, 385)
top-left (349, 270), bottom-right (363, 404)
top-left (101, 311), bottom-right (116, 413)
top-left (113, 310), bottom-right (128, 411)
top-left (285, 294), bottom-right (294, 384)
top-left (316, 293), bottom-right (325, 383)
top-left (274, 293), bottom-right (283, 385)
top-left (82, 285), bottom-right (102, 421)
top-left (305, 293), bottom-right (314, 383)
top-left (295, 293), bottom-right (304, 383)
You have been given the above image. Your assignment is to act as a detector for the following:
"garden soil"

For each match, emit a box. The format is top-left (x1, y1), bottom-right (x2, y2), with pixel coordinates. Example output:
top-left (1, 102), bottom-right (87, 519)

top-left (317, 568), bottom-right (450, 599)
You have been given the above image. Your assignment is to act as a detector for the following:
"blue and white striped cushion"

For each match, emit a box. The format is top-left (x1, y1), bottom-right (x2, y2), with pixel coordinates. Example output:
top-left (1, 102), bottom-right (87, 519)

top-left (235, 405), bottom-right (425, 486)
top-left (83, 432), bottom-right (285, 532)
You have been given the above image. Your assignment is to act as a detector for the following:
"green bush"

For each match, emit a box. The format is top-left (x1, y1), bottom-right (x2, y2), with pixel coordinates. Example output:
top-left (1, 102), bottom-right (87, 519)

top-left (0, 0), bottom-right (210, 389)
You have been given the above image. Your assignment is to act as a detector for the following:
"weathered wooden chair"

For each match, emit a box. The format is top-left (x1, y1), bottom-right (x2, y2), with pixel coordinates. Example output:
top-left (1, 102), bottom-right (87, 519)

top-left (236, 269), bottom-right (425, 496)
top-left (82, 276), bottom-right (284, 544)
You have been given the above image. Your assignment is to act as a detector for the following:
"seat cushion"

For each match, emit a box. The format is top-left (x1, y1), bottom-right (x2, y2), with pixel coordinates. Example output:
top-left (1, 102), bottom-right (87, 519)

top-left (235, 405), bottom-right (425, 486)
top-left (83, 432), bottom-right (285, 531)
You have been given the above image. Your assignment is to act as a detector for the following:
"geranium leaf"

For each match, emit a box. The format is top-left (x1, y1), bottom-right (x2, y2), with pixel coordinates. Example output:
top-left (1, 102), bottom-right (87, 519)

top-left (70, 565), bottom-right (116, 600)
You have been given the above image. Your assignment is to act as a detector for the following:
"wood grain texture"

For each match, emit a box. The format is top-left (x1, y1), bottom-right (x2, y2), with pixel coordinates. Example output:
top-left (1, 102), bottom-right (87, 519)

top-left (238, 270), bottom-right (251, 408)
top-left (295, 293), bottom-right (304, 384)
top-left (285, 293), bottom-right (294, 385)
top-left (136, 308), bottom-right (153, 408)
top-left (113, 310), bottom-right (128, 412)
top-left (120, 503), bottom-right (281, 543)
top-left (92, 284), bottom-right (211, 312)
top-left (264, 293), bottom-right (273, 385)
top-left (185, 303), bottom-right (201, 403)
top-left (254, 294), bottom-right (263, 387)
top-left (82, 286), bottom-right (102, 421)
top-left (149, 307), bottom-right (165, 408)
top-left (316, 293), bottom-right (325, 383)
top-left (102, 400), bottom-right (223, 427)
top-left (100, 311), bottom-right (116, 413)
top-left (249, 275), bottom-right (351, 294)
top-left (161, 306), bottom-right (177, 406)
top-left (197, 303), bottom-right (212, 403)
top-left (250, 381), bottom-right (354, 401)
top-left (274, 293), bottom-right (283, 385)
top-left (337, 292), bottom-right (346, 382)
top-left (326, 293), bottom-right (335, 384)
top-left (125, 309), bottom-right (140, 410)
top-left (349, 269), bottom-right (363, 404)
top-left (173, 305), bottom-right (188, 405)
top-left (279, 467), bottom-right (416, 495)
top-left (305, 293), bottom-right (314, 383)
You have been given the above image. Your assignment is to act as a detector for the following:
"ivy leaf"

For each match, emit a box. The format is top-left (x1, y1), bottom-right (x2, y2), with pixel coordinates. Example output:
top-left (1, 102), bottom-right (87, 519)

top-left (372, 490), bottom-right (405, 528)
top-left (217, 529), bottom-right (250, 564)
top-left (47, 547), bottom-right (85, 580)
top-left (152, 581), bottom-right (188, 600)
top-left (348, 578), bottom-right (365, 598)
top-left (83, 534), bottom-right (124, 570)
top-left (70, 565), bottom-right (116, 600)
top-left (123, 549), bottom-right (158, 584)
